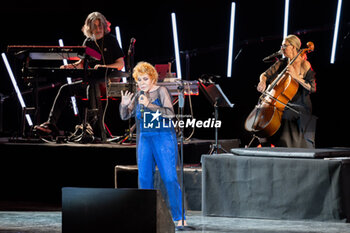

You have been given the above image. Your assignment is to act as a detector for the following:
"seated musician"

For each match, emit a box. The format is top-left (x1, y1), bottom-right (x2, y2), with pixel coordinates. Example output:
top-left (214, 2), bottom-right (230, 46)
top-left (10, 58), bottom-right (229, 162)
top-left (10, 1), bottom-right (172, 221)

top-left (34, 12), bottom-right (124, 137)
top-left (256, 34), bottom-right (316, 148)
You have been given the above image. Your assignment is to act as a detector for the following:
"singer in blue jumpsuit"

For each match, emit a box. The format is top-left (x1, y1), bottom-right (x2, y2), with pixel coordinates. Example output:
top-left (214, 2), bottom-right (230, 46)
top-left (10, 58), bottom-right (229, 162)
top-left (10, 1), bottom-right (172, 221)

top-left (119, 62), bottom-right (185, 224)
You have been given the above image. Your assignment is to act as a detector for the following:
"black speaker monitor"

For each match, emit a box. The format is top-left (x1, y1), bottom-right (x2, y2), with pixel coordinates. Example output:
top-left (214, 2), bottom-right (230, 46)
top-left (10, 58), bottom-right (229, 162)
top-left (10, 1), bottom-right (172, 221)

top-left (62, 187), bottom-right (175, 233)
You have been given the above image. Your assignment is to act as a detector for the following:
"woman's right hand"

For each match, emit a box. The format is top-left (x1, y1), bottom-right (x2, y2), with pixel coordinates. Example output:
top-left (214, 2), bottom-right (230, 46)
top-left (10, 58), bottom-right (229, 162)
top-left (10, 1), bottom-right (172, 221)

top-left (120, 90), bottom-right (134, 106)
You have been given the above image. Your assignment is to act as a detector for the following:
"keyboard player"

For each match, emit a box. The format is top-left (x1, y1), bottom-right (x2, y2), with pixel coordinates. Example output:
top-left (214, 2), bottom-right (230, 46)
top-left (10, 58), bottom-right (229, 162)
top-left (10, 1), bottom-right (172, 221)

top-left (34, 12), bottom-right (124, 139)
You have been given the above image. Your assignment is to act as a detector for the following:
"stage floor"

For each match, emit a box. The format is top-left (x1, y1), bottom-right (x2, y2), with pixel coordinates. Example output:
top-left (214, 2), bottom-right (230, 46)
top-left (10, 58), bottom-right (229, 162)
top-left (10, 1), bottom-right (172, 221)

top-left (1, 210), bottom-right (350, 233)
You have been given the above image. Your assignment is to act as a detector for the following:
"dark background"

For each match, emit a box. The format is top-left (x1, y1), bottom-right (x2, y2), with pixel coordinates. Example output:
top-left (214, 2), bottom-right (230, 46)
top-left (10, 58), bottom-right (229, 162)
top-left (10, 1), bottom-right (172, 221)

top-left (1, 0), bottom-right (349, 148)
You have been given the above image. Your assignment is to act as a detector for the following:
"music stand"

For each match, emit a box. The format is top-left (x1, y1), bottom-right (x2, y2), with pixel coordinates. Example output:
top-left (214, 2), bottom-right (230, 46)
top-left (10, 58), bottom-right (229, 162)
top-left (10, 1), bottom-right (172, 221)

top-left (199, 81), bottom-right (234, 154)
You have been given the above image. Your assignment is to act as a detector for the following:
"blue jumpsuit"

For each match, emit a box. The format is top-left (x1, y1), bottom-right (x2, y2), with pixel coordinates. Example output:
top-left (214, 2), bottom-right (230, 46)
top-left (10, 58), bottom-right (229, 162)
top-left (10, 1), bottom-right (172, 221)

top-left (120, 87), bottom-right (184, 221)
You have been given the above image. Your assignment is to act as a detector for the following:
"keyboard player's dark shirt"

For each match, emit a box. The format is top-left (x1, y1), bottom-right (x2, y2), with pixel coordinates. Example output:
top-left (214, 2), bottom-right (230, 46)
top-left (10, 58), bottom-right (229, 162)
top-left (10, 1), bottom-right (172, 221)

top-left (83, 33), bottom-right (124, 68)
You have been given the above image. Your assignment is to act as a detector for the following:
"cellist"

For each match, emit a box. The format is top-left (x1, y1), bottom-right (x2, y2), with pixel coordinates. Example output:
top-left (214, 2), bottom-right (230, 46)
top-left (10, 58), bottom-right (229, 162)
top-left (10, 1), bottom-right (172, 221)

top-left (256, 34), bottom-right (317, 148)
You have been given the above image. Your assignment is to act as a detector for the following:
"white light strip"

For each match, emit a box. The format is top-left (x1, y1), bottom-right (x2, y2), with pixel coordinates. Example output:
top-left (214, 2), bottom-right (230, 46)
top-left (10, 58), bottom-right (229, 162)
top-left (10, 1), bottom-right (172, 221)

top-left (283, 0), bottom-right (290, 39)
top-left (25, 113), bottom-right (33, 126)
top-left (227, 2), bottom-right (236, 78)
top-left (115, 26), bottom-right (126, 74)
top-left (330, 0), bottom-right (343, 64)
top-left (59, 39), bottom-right (79, 115)
top-left (1, 53), bottom-right (33, 126)
top-left (171, 13), bottom-right (182, 79)
top-left (115, 26), bottom-right (123, 49)
top-left (58, 39), bottom-right (71, 82)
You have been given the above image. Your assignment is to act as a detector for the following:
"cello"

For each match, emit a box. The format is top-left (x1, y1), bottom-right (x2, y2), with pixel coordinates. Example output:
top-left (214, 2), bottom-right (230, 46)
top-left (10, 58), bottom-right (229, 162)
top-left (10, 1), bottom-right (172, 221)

top-left (245, 42), bottom-right (314, 138)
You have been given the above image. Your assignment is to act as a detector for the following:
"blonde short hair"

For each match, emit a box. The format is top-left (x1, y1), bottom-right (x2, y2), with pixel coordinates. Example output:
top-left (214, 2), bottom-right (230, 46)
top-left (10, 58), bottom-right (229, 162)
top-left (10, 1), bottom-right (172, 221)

top-left (81, 12), bottom-right (111, 38)
top-left (284, 34), bottom-right (301, 51)
top-left (132, 62), bottom-right (158, 83)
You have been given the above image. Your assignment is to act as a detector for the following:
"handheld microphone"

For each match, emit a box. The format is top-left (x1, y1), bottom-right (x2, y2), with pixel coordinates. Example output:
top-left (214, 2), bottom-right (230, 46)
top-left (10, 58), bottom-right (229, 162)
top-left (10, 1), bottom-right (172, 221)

top-left (262, 50), bottom-right (282, 62)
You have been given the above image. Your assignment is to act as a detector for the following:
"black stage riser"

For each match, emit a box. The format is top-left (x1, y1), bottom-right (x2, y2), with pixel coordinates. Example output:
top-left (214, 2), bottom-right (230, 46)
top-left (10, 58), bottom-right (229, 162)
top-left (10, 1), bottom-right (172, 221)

top-left (202, 151), bottom-right (350, 222)
top-left (0, 139), bottom-right (233, 205)
top-left (0, 143), bottom-right (136, 204)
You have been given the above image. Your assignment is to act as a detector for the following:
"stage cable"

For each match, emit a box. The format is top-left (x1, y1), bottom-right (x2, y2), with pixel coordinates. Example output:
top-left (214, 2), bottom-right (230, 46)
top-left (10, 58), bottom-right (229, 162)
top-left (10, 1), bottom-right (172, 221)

top-left (185, 82), bottom-right (195, 141)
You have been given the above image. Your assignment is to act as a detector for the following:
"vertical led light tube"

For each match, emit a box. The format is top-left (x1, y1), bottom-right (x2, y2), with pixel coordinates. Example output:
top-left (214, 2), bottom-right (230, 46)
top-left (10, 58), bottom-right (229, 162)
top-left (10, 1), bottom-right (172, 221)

top-left (171, 13), bottom-right (182, 79)
top-left (283, 0), bottom-right (290, 39)
top-left (330, 0), bottom-right (343, 64)
top-left (1, 53), bottom-right (33, 126)
top-left (115, 26), bottom-right (123, 50)
top-left (115, 26), bottom-right (126, 74)
top-left (227, 2), bottom-right (236, 78)
top-left (59, 39), bottom-right (79, 116)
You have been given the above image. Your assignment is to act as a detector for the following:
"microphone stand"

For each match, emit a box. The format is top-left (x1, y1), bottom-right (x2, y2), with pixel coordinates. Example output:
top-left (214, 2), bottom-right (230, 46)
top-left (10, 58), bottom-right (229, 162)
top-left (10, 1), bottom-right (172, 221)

top-left (125, 38), bottom-right (136, 143)
top-left (80, 55), bottom-right (97, 143)
top-left (262, 50), bottom-right (282, 62)
top-left (176, 83), bottom-right (195, 231)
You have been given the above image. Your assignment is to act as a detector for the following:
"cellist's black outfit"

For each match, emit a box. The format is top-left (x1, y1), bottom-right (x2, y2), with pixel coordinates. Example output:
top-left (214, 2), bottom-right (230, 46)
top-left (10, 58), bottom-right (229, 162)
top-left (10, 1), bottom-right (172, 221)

top-left (263, 58), bottom-right (317, 148)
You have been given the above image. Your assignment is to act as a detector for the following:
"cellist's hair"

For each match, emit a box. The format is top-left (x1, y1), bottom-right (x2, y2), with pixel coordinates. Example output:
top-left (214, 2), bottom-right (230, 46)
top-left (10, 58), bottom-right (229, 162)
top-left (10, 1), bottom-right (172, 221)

top-left (285, 34), bottom-right (301, 51)
top-left (81, 12), bottom-right (111, 39)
